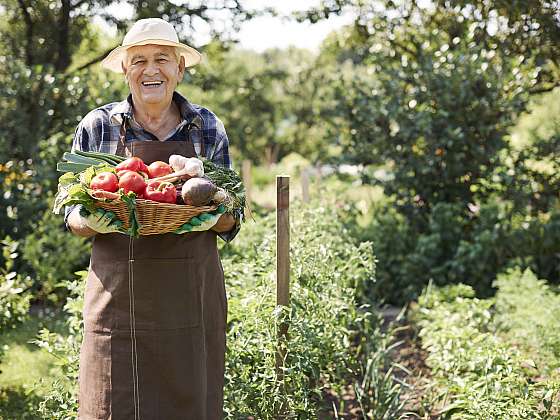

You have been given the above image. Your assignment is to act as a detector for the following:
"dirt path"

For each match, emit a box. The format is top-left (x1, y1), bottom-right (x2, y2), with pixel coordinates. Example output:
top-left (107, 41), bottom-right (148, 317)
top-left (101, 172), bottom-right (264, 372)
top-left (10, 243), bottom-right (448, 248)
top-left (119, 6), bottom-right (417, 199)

top-left (316, 307), bottom-right (438, 419)
top-left (382, 307), bottom-right (439, 420)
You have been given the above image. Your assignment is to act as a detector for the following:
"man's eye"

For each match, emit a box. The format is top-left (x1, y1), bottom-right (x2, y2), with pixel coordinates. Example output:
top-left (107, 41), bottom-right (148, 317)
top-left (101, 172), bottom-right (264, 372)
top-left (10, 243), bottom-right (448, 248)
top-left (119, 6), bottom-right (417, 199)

top-left (133, 60), bottom-right (146, 65)
top-left (157, 59), bottom-right (168, 63)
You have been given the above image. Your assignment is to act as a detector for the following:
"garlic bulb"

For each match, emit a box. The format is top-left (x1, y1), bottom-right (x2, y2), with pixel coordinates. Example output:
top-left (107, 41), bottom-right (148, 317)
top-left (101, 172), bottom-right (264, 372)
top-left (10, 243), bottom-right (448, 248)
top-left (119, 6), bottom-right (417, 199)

top-left (169, 155), bottom-right (204, 177)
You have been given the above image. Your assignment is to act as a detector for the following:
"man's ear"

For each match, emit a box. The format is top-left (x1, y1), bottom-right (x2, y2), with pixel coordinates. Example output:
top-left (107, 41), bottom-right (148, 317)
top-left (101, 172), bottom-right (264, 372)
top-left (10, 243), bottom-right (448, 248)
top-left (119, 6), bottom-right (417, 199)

top-left (178, 56), bottom-right (186, 80)
top-left (121, 61), bottom-right (129, 84)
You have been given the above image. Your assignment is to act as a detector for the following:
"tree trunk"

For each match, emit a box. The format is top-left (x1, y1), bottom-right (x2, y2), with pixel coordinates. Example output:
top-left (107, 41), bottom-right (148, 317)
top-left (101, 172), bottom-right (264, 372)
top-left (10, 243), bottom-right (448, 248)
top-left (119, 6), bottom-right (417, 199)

top-left (55, 0), bottom-right (72, 72)
top-left (16, 0), bottom-right (34, 66)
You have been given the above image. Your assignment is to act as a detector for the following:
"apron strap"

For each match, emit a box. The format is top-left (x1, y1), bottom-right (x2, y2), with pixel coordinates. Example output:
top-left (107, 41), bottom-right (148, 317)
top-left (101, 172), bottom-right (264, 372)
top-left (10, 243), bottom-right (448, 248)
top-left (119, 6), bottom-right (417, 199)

top-left (185, 116), bottom-right (205, 158)
top-left (117, 116), bottom-right (131, 157)
top-left (116, 113), bottom-right (199, 159)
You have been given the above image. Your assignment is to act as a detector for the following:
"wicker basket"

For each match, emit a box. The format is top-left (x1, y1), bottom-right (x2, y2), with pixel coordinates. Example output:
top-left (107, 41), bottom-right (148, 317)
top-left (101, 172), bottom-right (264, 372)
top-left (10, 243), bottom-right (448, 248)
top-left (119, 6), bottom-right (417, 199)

top-left (95, 199), bottom-right (218, 235)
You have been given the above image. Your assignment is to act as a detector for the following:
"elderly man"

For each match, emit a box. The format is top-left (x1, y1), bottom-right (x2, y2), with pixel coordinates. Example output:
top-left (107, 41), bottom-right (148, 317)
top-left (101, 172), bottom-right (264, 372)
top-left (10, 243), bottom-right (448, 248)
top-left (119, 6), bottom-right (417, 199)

top-left (66, 18), bottom-right (237, 419)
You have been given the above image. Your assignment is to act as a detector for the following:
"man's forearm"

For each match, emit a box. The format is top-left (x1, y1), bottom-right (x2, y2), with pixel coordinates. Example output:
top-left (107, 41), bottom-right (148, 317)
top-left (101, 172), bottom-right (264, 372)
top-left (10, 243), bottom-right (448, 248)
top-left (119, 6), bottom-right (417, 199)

top-left (67, 208), bottom-right (97, 238)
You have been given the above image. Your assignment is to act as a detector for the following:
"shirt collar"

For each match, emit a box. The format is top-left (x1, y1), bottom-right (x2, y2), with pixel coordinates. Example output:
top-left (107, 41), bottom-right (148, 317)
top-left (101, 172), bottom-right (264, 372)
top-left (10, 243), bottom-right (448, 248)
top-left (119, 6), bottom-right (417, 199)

top-left (109, 91), bottom-right (203, 129)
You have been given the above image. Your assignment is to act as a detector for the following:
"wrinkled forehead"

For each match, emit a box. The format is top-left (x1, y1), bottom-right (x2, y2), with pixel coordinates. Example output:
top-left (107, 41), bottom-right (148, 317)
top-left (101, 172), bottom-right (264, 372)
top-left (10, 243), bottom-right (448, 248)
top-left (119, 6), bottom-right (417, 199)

top-left (125, 44), bottom-right (178, 62)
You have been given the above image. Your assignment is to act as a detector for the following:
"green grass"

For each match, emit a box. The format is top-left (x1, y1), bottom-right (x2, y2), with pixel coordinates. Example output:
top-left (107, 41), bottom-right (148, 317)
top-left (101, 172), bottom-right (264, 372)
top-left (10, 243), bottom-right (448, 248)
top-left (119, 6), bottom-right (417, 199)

top-left (0, 309), bottom-right (66, 418)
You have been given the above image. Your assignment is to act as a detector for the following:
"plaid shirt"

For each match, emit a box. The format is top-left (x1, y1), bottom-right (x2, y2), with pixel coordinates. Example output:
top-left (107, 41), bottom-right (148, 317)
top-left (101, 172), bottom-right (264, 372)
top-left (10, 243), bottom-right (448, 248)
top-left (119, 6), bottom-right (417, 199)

top-left (67, 91), bottom-right (240, 242)
top-left (72, 91), bottom-right (231, 168)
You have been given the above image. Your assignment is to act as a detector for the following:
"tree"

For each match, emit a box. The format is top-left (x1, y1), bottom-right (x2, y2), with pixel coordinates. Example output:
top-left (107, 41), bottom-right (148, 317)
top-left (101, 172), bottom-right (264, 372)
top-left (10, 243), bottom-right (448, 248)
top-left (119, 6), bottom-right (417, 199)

top-left (318, 0), bottom-right (559, 222)
top-left (185, 44), bottom-right (333, 165)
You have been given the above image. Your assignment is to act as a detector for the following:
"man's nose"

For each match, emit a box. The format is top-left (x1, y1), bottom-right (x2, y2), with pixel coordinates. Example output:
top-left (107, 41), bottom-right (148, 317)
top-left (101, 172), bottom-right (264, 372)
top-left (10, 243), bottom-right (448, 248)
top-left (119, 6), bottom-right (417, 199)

top-left (143, 61), bottom-right (160, 75)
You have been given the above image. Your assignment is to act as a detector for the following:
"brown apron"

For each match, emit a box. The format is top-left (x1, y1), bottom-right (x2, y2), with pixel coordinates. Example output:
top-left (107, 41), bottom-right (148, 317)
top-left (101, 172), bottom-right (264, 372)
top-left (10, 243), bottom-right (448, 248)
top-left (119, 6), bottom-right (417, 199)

top-left (78, 129), bottom-right (227, 419)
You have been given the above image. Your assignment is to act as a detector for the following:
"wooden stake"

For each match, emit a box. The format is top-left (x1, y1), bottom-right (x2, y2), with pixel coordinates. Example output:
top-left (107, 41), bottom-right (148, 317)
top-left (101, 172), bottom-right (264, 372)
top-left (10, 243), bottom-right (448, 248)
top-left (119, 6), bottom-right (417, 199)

top-left (276, 176), bottom-right (290, 388)
top-left (276, 175), bottom-right (290, 308)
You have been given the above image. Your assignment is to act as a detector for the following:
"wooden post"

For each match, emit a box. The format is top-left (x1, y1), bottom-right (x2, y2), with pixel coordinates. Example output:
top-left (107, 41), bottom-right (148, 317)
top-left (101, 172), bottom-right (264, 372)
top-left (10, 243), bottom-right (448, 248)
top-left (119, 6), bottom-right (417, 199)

top-left (276, 176), bottom-right (290, 383)
top-left (242, 159), bottom-right (252, 206)
top-left (301, 167), bottom-right (310, 203)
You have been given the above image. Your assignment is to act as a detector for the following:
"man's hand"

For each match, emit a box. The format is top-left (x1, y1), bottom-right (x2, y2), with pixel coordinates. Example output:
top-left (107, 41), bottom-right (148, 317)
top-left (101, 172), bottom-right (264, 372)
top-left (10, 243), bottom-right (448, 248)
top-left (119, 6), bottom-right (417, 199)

top-left (69, 205), bottom-right (125, 236)
top-left (211, 212), bottom-right (236, 233)
top-left (174, 205), bottom-right (232, 234)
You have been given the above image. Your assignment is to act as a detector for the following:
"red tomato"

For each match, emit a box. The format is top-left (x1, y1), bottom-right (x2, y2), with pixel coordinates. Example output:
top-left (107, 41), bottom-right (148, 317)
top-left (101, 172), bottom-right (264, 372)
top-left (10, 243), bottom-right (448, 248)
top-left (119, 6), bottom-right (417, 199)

top-left (144, 180), bottom-right (177, 204)
top-left (90, 172), bottom-right (119, 192)
top-left (115, 157), bottom-right (149, 176)
top-left (118, 170), bottom-right (147, 196)
top-left (148, 161), bottom-right (173, 178)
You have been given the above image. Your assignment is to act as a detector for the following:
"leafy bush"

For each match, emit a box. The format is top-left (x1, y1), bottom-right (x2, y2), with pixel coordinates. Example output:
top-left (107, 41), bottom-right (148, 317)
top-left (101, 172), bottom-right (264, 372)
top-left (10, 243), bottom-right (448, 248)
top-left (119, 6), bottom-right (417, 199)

top-left (356, 196), bottom-right (560, 304)
top-left (21, 204), bottom-right (90, 305)
top-left (33, 274), bottom-right (85, 419)
top-left (223, 201), bottom-right (403, 417)
top-left (0, 161), bottom-right (46, 244)
top-left (0, 238), bottom-right (31, 332)
top-left (493, 268), bottom-right (560, 375)
top-left (412, 281), bottom-right (560, 418)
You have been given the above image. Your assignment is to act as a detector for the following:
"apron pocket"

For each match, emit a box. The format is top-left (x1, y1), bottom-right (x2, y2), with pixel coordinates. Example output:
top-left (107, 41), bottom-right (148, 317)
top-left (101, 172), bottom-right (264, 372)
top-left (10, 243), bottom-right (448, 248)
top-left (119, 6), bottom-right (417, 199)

top-left (129, 258), bottom-right (201, 330)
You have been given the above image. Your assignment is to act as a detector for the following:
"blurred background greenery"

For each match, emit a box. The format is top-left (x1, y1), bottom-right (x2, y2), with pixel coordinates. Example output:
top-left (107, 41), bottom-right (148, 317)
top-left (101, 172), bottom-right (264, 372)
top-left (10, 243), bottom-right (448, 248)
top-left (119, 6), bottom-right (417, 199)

top-left (0, 0), bottom-right (559, 417)
top-left (1, 0), bottom-right (559, 304)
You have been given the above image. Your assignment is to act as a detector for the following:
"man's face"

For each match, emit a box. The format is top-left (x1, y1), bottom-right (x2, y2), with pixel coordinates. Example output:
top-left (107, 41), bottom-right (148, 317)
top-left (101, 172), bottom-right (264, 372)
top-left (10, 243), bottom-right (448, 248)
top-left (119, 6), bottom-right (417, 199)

top-left (123, 44), bottom-right (185, 107)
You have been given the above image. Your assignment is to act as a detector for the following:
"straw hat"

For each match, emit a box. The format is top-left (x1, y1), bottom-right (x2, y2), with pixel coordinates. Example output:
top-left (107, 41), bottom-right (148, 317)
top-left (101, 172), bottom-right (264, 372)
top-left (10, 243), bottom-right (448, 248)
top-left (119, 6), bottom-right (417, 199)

top-left (101, 18), bottom-right (201, 73)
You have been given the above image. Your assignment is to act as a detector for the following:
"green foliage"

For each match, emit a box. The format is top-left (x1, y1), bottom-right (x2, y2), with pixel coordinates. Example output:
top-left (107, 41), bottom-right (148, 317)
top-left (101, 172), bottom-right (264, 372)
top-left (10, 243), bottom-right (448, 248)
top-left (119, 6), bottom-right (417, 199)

top-left (0, 62), bottom-right (117, 160)
top-left (223, 202), bottom-right (402, 417)
top-left (0, 386), bottom-right (42, 420)
top-left (493, 268), bottom-right (560, 375)
top-left (331, 13), bottom-right (535, 218)
top-left (33, 274), bottom-right (85, 419)
top-left (0, 238), bottom-right (31, 333)
top-left (303, 0), bottom-right (560, 303)
top-left (187, 45), bottom-right (334, 165)
top-left (21, 206), bottom-right (90, 305)
top-left (0, 161), bottom-right (46, 241)
top-left (0, 310), bottom-right (65, 419)
top-left (413, 280), bottom-right (560, 419)
top-left (354, 194), bottom-right (560, 303)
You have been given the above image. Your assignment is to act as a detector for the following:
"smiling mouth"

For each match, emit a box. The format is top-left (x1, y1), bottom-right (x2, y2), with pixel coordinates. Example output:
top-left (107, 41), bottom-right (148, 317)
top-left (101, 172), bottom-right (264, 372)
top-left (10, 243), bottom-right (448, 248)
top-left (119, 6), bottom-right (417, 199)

top-left (141, 81), bottom-right (163, 87)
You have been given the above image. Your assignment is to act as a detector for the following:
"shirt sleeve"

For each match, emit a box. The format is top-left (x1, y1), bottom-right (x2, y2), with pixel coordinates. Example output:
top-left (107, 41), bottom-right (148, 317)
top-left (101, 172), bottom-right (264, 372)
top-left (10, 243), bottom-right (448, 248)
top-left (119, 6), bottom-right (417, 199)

top-left (64, 122), bottom-right (91, 226)
top-left (210, 118), bottom-right (231, 169)
top-left (211, 119), bottom-right (242, 242)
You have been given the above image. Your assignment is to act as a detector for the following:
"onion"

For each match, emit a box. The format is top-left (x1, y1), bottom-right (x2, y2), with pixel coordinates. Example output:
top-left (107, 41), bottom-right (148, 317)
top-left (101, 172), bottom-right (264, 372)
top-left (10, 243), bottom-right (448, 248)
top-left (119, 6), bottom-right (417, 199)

top-left (212, 188), bottom-right (228, 203)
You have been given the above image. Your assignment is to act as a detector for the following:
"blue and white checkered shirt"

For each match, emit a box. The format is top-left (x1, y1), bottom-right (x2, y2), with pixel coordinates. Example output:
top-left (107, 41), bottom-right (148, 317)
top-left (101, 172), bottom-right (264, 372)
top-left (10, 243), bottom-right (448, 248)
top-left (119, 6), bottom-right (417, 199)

top-left (67, 91), bottom-right (240, 242)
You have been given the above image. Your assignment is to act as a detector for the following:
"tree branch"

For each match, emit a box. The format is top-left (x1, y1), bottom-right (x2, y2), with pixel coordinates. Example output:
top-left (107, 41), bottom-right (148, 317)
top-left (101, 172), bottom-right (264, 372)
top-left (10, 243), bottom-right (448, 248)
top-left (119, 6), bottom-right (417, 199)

top-left (528, 82), bottom-right (560, 95)
top-left (72, 44), bottom-right (120, 73)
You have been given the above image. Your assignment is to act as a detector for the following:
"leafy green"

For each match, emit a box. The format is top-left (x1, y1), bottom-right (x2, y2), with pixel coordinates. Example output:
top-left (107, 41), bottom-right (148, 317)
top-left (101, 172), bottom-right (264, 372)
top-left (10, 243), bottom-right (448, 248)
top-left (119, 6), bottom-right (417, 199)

top-left (79, 164), bottom-right (116, 186)
top-left (52, 175), bottom-right (95, 215)
top-left (120, 192), bottom-right (140, 237)
top-left (202, 159), bottom-right (246, 215)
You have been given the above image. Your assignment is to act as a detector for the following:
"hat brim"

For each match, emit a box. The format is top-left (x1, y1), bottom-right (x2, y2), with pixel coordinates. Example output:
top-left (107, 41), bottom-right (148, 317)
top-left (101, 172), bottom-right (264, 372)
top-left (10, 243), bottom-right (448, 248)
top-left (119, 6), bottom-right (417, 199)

top-left (101, 39), bottom-right (202, 73)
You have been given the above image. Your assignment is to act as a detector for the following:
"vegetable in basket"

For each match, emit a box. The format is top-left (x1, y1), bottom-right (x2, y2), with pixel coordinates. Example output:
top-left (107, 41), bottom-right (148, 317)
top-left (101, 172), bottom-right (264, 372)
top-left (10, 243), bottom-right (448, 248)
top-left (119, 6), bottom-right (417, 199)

top-left (181, 177), bottom-right (218, 206)
top-left (144, 180), bottom-right (177, 204)
top-left (169, 155), bottom-right (204, 178)
top-left (90, 172), bottom-right (119, 192)
top-left (115, 157), bottom-right (149, 176)
top-left (118, 170), bottom-right (147, 196)
top-left (148, 161), bottom-right (173, 178)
